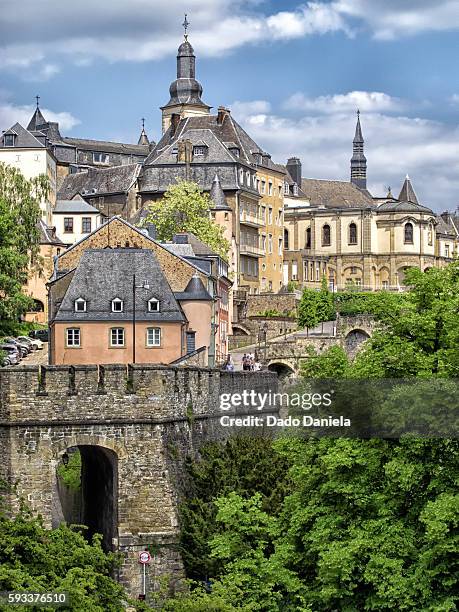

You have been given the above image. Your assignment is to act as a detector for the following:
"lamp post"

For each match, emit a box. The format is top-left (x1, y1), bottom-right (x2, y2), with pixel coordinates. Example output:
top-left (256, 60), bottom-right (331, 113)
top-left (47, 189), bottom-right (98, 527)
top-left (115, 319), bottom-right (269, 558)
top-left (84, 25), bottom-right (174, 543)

top-left (132, 274), bottom-right (150, 364)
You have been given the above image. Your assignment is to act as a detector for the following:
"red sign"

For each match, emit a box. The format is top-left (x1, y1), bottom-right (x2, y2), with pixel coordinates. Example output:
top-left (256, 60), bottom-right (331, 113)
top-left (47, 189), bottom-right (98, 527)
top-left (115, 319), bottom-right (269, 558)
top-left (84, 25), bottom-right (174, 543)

top-left (138, 551), bottom-right (151, 564)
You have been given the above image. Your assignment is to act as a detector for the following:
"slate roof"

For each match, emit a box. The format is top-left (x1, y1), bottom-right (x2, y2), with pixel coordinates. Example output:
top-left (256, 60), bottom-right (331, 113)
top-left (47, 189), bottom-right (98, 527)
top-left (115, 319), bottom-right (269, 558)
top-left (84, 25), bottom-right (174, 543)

top-left (172, 232), bottom-right (218, 256)
top-left (54, 199), bottom-right (100, 214)
top-left (398, 175), bottom-right (419, 204)
top-left (299, 178), bottom-right (375, 208)
top-left (0, 122), bottom-right (46, 148)
top-left (37, 219), bottom-right (66, 246)
top-left (62, 137), bottom-right (150, 156)
top-left (54, 249), bottom-right (185, 323)
top-left (27, 107), bottom-right (47, 131)
top-left (377, 200), bottom-right (433, 214)
top-left (174, 273), bottom-right (213, 301)
top-left (435, 213), bottom-right (459, 236)
top-left (57, 164), bottom-right (140, 198)
top-left (210, 173), bottom-right (231, 210)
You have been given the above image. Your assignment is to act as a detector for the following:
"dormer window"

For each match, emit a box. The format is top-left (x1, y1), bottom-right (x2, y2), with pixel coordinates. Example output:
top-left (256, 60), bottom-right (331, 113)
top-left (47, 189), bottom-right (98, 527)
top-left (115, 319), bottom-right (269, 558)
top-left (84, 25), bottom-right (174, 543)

top-left (148, 298), bottom-right (160, 312)
top-left (193, 146), bottom-right (207, 156)
top-left (293, 183), bottom-right (299, 196)
top-left (74, 298), bottom-right (86, 312)
top-left (229, 147), bottom-right (240, 157)
top-left (3, 134), bottom-right (16, 147)
top-left (284, 183), bottom-right (290, 195)
top-left (111, 298), bottom-right (124, 312)
top-left (93, 152), bottom-right (110, 164)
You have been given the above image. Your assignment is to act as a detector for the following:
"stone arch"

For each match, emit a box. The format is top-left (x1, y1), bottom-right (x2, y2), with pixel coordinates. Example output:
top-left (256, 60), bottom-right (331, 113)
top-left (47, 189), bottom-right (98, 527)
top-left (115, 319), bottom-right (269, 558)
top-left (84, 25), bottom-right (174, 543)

top-left (52, 437), bottom-right (123, 552)
top-left (344, 328), bottom-right (370, 355)
top-left (231, 323), bottom-right (251, 336)
top-left (30, 299), bottom-right (45, 312)
top-left (267, 360), bottom-right (296, 379)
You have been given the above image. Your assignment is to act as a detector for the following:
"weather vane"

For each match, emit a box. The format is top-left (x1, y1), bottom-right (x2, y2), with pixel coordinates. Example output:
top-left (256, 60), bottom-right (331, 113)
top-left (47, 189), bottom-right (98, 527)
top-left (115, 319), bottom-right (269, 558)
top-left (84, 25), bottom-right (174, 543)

top-left (36, 95), bottom-right (40, 108)
top-left (141, 117), bottom-right (145, 130)
top-left (357, 108), bottom-right (360, 118)
top-left (182, 13), bottom-right (190, 41)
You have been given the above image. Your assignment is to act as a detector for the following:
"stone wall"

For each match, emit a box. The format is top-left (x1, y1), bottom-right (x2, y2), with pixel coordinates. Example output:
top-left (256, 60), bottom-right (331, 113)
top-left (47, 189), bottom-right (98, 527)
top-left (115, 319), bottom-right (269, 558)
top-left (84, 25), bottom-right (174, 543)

top-left (0, 365), bottom-right (278, 601)
top-left (246, 292), bottom-right (299, 317)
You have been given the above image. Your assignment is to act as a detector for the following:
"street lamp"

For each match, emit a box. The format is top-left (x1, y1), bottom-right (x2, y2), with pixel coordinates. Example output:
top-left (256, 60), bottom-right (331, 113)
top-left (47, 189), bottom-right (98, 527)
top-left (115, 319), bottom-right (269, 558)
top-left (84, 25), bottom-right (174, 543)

top-left (132, 274), bottom-right (150, 364)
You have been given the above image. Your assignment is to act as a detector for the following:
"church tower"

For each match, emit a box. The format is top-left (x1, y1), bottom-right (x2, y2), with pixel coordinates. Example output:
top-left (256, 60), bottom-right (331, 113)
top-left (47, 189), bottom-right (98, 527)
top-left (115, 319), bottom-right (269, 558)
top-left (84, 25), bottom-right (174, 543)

top-left (160, 16), bottom-right (211, 134)
top-left (350, 110), bottom-right (367, 190)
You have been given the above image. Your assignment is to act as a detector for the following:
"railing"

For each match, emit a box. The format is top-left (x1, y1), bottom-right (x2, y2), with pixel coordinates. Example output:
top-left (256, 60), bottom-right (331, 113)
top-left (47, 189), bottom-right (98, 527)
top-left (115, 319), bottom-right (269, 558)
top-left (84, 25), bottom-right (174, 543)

top-left (240, 211), bottom-right (264, 227)
top-left (240, 243), bottom-right (264, 256)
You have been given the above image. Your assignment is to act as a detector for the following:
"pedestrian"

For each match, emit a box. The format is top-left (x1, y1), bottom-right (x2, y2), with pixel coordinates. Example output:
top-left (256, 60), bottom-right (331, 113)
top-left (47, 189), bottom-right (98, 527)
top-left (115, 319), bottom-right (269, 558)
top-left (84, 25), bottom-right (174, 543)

top-left (224, 356), bottom-right (234, 371)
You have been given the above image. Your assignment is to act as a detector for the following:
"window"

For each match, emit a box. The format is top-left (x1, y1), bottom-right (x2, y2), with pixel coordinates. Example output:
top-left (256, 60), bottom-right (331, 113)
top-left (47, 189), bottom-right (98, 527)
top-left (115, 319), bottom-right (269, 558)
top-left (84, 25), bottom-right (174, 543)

top-left (278, 238), bottom-right (283, 255)
top-left (64, 217), bottom-right (74, 233)
top-left (382, 280), bottom-right (389, 289)
top-left (322, 224), bottom-right (331, 246)
top-left (229, 147), bottom-right (240, 157)
top-left (268, 181), bottom-right (273, 196)
top-left (284, 183), bottom-right (290, 195)
top-left (93, 152), bottom-right (110, 164)
top-left (110, 327), bottom-right (125, 346)
top-left (3, 134), bottom-right (15, 147)
top-left (293, 184), bottom-right (299, 196)
top-left (261, 206), bottom-right (266, 222)
top-left (146, 327), bottom-right (161, 347)
top-left (284, 228), bottom-right (289, 250)
top-left (261, 234), bottom-right (266, 251)
top-left (355, 278), bottom-right (362, 287)
top-left (246, 171), bottom-right (250, 185)
top-left (305, 227), bottom-right (311, 249)
top-left (111, 298), bottom-right (124, 312)
top-left (185, 330), bottom-right (195, 352)
top-left (292, 262), bottom-right (298, 280)
top-left (428, 224), bottom-right (433, 246)
top-left (268, 233), bottom-right (273, 254)
top-left (148, 298), bottom-right (160, 312)
top-left (66, 328), bottom-right (80, 347)
top-left (304, 261), bottom-right (309, 281)
top-left (348, 222), bottom-right (357, 245)
top-left (239, 169), bottom-right (244, 185)
top-left (82, 217), bottom-right (91, 233)
top-left (261, 180), bottom-right (266, 194)
top-left (404, 222), bottom-right (414, 244)
top-left (445, 244), bottom-right (450, 258)
top-left (193, 146), bottom-right (207, 156)
top-left (268, 207), bottom-right (273, 224)
top-left (74, 298), bottom-right (86, 312)
top-left (315, 262), bottom-right (320, 281)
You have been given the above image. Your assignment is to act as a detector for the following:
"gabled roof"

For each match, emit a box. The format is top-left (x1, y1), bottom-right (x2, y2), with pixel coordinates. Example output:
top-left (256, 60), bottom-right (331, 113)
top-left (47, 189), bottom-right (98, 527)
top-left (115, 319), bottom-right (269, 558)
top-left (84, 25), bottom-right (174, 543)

top-left (54, 199), bottom-right (100, 214)
top-left (37, 219), bottom-right (66, 246)
top-left (54, 248), bottom-right (185, 323)
top-left (62, 136), bottom-right (151, 155)
top-left (27, 107), bottom-right (47, 131)
top-left (299, 178), bottom-right (374, 208)
top-left (57, 163), bottom-right (140, 198)
top-left (0, 122), bottom-right (46, 149)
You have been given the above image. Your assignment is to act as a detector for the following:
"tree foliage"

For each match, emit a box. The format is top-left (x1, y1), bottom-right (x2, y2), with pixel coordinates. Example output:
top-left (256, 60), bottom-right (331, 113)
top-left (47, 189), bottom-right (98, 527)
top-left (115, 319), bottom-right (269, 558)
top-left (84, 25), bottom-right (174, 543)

top-left (0, 163), bottom-right (47, 321)
top-left (298, 278), bottom-right (335, 329)
top-left (145, 180), bottom-right (230, 260)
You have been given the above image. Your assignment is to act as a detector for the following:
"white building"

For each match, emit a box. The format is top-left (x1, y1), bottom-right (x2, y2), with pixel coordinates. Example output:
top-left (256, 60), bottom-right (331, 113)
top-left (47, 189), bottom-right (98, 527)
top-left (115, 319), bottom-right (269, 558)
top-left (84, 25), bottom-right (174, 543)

top-left (52, 198), bottom-right (103, 245)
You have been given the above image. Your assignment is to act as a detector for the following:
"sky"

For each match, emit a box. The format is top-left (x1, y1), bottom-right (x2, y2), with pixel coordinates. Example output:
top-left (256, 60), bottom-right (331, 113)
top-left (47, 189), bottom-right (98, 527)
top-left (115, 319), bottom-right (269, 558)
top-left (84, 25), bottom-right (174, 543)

top-left (1, 0), bottom-right (459, 211)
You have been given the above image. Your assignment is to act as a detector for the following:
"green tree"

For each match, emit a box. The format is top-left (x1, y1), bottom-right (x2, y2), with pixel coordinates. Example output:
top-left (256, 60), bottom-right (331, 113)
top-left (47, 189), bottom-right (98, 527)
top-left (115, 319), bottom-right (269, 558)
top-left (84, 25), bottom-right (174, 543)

top-left (145, 180), bottom-right (230, 260)
top-left (298, 279), bottom-right (335, 329)
top-left (0, 163), bottom-right (47, 321)
top-left (0, 483), bottom-right (126, 612)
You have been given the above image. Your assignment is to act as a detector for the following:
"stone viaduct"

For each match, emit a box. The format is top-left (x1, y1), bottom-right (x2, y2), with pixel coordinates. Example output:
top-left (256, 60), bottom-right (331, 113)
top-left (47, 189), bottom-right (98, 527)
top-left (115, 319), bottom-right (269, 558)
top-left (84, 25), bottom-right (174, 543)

top-left (0, 364), bottom-right (278, 600)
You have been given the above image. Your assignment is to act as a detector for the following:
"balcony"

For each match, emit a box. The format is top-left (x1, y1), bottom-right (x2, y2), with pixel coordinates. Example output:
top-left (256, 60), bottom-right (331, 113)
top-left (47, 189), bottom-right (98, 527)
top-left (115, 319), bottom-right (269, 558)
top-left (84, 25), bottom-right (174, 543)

top-left (240, 243), bottom-right (264, 257)
top-left (239, 211), bottom-right (265, 228)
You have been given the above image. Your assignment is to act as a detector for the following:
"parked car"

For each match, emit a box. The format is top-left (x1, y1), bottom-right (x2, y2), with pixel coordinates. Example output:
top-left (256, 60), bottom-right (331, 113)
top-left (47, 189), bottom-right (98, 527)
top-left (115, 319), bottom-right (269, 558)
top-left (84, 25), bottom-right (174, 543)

top-left (1, 354), bottom-right (11, 367)
top-left (17, 336), bottom-right (39, 351)
top-left (19, 335), bottom-right (44, 350)
top-left (0, 344), bottom-right (20, 365)
top-left (29, 329), bottom-right (49, 342)
top-left (4, 338), bottom-right (30, 358)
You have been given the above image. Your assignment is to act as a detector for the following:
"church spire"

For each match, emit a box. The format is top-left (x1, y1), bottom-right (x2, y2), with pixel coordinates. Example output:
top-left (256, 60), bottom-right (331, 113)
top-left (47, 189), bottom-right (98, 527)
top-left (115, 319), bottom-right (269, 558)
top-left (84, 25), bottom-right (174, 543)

top-left (137, 118), bottom-right (150, 145)
top-left (350, 109), bottom-right (367, 190)
top-left (160, 16), bottom-right (211, 134)
top-left (398, 174), bottom-right (419, 204)
top-left (27, 95), bottom-right (47, 131)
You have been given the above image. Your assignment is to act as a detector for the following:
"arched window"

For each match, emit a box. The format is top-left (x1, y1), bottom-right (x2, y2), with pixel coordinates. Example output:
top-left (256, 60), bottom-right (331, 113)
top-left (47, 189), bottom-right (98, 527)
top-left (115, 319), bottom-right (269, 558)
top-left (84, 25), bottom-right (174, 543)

top-left (284, 228), bottom-right (289, 250)
top-left (428, 223), bottom-right (433, 246)
top-left (111, 298), bottom-right (124, 313)
top-left (74, 298), bottom-right (86, 312)
top-left (404, 222), bottom-right (414, 244)
top-left (305, 227), bottom-right (311, 249)
top-left (348, 222), bottom-right (357, 245)
top-left (322, 224), bottom-right (331, 247)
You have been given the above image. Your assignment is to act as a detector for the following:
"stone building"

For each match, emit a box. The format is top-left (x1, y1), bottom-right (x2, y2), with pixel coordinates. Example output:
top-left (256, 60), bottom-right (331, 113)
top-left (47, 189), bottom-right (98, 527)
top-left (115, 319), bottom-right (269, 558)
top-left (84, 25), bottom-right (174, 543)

top-left (49, 216), bottom-right (228, 365)
top-left (283, 115), bottom-right (459, 291)
top-left (138, 34), bottom-right (286, 295)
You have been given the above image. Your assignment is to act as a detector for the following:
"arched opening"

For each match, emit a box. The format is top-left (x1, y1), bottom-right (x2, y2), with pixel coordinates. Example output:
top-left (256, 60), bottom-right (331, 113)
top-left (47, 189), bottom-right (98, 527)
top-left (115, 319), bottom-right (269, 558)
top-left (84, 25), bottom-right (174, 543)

top-left (348, 222), bottom-right (358, 245)
top-left (404, 222), bottom-right (414, 244)
top-left (344, 329), bottom-right (370, 354)
top-left (56, 445), bottom-right (118, 552)
top-left (268, 362), bottom-right (295, 380)
top-left (30, 299), bottom-right (45, 312)
top-left (305, 227), bottom-right (311, 249)
top-left (322, 224), bottom-right (331, 247)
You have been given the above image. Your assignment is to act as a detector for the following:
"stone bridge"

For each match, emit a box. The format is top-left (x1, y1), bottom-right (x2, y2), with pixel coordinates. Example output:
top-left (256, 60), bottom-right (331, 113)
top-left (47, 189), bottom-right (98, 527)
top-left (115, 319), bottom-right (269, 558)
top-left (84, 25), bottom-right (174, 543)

top-left (263, 315), bottom-right (379, 377)
top-left (0, 364), bottom-right (278, 600)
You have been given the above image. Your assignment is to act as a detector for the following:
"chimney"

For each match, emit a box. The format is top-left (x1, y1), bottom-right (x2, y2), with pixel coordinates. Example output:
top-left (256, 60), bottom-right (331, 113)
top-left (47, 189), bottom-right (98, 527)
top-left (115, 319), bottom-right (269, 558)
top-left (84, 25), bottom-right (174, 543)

top-left (217, 106), bottom-right (230, 125)
top-left (286, 157), bottom-right (302, 186)
top-left (441, 211), bottom-right (451, 224)
top-left (145, 222), bottom-right (156, 240)
top-left (170, 113), bottom-right (180, 136)
top-left (173, 233), bottom-right (189, 244)
top-left (261, 152), bottom-right (271, 166)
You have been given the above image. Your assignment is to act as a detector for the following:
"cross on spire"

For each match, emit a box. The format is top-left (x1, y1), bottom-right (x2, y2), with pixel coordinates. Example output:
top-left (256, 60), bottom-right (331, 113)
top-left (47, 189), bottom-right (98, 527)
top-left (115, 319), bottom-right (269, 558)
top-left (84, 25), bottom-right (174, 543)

top-left (35, 95), bottom-right (40, 108)
top-left (141, 117), bottom-right (145, 130)
top-left (357, 108), bottom-right (360, 118)
top-left (182, 13), bottom-right (190, 40)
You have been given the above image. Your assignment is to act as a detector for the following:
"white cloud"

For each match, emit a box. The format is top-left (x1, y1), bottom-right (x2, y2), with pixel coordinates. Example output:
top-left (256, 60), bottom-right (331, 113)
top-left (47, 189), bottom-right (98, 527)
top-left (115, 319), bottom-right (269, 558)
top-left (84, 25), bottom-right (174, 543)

top-left (284, 91), bottom-right (405, 114)
top-left (0, 102), bottom-right (80, 132)
top-left (230, 97), bottom-right (459, 211)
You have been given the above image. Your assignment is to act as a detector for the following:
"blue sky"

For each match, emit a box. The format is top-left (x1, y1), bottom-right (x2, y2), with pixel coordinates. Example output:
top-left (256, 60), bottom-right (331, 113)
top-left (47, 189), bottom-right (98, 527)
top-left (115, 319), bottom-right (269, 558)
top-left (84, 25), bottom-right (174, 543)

top-left (1, 0), bottom-right (459, 210)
